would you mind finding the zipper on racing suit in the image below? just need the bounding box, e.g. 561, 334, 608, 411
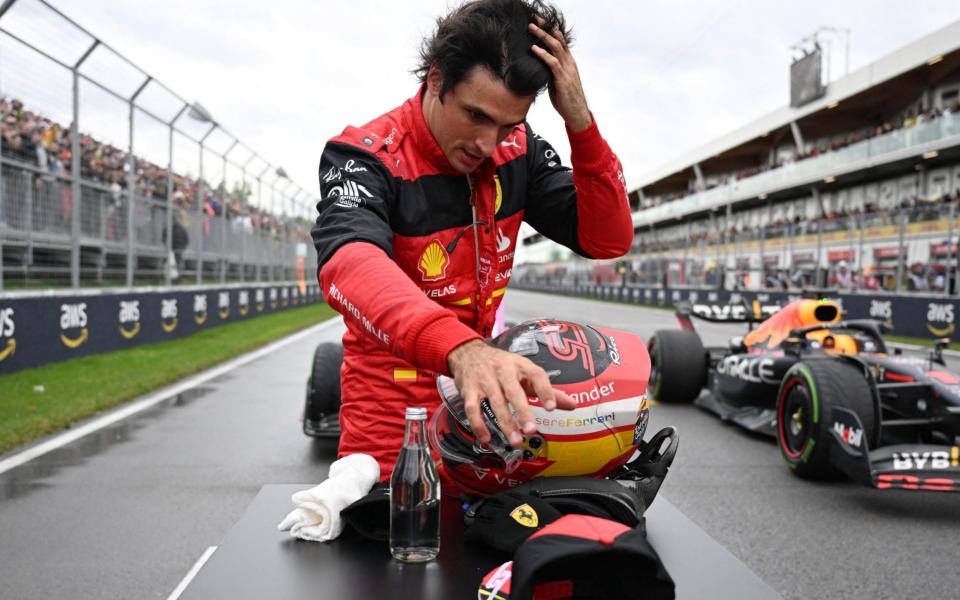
467, 175, 482, 284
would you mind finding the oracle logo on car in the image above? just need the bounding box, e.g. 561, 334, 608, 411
716, 355, 776, 383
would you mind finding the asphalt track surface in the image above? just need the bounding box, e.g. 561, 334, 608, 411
0, 289, 957, 599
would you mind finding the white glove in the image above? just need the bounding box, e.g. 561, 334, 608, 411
277, 453, 380, 542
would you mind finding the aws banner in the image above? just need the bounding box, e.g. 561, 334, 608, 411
0, 282, 322, 375
515, 282, 960, 342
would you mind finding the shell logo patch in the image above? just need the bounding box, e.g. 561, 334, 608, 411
494, 175, 503, 214
510, 504, 538, 528
418, 240, 450, 281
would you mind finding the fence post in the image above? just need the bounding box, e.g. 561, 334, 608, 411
239, 165, 246, 283
814, 194, 823, 289
947, 201, 955, 296
857, 211, 864, 290
126, 78, 150, 288
196, 142, 204, 284
220, 153, 227, 283
270, 181, 276, 282
195, 124, 216, 284
0, 127, 4, 291
66, 41, 100, 289
256, 175, 263, 282
895, 207, 906, 293
166, 104, 188, 287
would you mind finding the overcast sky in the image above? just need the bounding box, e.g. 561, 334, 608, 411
4, 0, 960, 206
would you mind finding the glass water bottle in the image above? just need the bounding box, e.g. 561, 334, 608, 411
389, 406, 441, 562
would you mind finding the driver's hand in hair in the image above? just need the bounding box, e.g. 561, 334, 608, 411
528, 19, 592, 133
447, 339, 577, 446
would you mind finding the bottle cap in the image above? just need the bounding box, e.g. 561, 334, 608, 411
406, 406, 428, 420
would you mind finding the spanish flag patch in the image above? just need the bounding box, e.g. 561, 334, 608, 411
393, 368, 417, 382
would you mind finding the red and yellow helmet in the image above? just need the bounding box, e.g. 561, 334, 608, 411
428, 319, 652, 495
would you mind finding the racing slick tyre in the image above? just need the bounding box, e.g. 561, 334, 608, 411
648, 330, 707, 403
303, 342, 343, 438
776, 359, 877, 479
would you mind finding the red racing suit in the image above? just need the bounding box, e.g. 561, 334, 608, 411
312, 87, 633, 480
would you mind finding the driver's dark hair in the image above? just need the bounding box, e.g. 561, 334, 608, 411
414, 0, 572, 99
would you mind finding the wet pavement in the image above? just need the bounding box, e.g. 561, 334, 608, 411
0, 319, 345, 600
1, 292, 959, 599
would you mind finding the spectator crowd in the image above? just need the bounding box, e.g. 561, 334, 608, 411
0, 96, 311, 244
641, 98, 960, 210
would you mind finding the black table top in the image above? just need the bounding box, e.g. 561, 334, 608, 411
180, 484, 781, 600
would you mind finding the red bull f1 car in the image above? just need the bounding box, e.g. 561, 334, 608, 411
648, 296, 960, 492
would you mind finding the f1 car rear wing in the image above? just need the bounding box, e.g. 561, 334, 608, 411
675, 290, 838, 330
828, 406, 960, 493
675, 299, 775, 331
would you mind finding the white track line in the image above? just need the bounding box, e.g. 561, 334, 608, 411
0, 318, 342, 475
166, 545, 218, 600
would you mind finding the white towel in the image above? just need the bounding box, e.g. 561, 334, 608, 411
277, 453, 380, 542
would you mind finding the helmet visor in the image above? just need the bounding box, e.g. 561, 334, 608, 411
434, 375, 524, 473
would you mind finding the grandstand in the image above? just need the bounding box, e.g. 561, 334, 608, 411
0, 0, 318, 290
519, 19, 960, 296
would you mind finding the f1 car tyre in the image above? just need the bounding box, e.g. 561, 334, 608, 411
303, 342, 343, 438
776, 359, 877, 479
648, 330, 707, 403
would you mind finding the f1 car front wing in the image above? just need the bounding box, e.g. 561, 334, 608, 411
828, 406, 960, 492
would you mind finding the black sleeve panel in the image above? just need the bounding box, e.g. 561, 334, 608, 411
521, 123, 590, 258
311, 142, 398, 272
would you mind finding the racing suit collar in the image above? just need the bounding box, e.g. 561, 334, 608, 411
408, 84, 475, 177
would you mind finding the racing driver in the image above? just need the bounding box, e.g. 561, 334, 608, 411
311, 0, 634, 479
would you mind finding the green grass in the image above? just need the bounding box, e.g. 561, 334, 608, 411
0, 303, 338, 455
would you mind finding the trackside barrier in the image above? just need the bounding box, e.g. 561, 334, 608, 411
0, 282, 322, 375
513, 282, 960, 342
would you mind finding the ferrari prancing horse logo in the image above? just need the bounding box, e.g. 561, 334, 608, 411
510, 503, 539, 528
